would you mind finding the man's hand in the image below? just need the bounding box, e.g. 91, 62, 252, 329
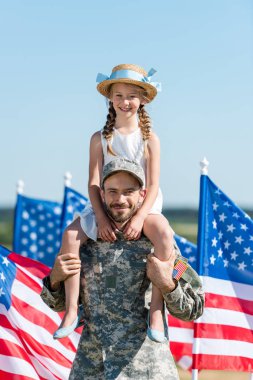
147, 253, 177, 294
50, 252, 81, 290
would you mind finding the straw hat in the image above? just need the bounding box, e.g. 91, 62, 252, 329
96, 64, 161, 102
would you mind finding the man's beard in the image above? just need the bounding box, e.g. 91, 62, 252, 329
104, 202, 139, 223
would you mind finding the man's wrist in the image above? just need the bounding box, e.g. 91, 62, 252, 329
49, 271, 61, 291
161, 279, 178, 294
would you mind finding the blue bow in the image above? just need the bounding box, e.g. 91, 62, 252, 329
96, 68, 161, 92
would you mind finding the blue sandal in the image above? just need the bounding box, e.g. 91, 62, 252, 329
53, 305, 84, 339
147, 309, 168, 343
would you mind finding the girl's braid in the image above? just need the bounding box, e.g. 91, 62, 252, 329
138, 104, 152, 156
102, 101, 117, 156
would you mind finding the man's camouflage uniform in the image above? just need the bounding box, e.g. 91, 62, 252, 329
41, 234, 204, 380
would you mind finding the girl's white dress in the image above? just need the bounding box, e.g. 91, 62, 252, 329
77, 128, 163, 240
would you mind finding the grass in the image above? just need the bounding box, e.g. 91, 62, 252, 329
178, 368, 249, 379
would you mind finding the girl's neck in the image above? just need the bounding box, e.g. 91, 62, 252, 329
114, 116, 138, 134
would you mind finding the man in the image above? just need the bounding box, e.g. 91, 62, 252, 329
41, 158, 204, 380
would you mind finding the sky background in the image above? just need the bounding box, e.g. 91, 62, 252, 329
1, 0, 252, 209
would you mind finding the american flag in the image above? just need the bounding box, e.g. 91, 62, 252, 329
13, 188, 88, 267
0, 244, 81, 379
61, 187, 88, 231
13, 194, 62, 267
193, 175, 253, 372
173, 259, 189, 281
169, 234, 197, 371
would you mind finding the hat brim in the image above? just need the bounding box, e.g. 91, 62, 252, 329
102, 168, 144, 188
97, 78, 157, 103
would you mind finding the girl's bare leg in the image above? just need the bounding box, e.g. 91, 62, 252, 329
58, 217, 87, 329
143, 214, 174, 333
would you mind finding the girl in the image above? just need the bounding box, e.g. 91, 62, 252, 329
53, 64, 175, 342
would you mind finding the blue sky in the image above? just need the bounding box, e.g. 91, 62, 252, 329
1, 0, 252, 208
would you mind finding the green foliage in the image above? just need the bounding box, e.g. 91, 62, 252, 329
0, 208, 13, 248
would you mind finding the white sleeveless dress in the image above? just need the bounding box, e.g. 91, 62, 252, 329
78, 128, 163, 240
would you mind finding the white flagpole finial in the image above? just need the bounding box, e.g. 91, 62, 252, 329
200, 157, 209, 175
16, 180, 25, 194
64, 171, 72, 187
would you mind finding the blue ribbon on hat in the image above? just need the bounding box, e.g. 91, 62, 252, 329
96, 68, 161, 92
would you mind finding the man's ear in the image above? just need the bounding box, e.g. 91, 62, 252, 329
140, 188, 147, 200
100, 188, 105, 202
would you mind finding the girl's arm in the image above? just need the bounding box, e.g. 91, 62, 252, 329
123, 132, 160, 239
89, 132, 116, 242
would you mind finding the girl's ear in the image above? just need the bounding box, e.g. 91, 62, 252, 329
140, 96, 149, 106
140, 91, 149, 105
108, 85, 114, 101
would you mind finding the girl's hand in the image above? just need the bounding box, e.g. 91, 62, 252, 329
97, 215, 117, 242
123, 213, 145, 240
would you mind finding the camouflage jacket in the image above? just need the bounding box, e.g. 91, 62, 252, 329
41, 233, 204, 380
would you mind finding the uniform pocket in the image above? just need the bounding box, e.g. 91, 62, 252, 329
122, 258, 147, 311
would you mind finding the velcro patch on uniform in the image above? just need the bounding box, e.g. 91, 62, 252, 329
172, 259, 188, 280
106, 275, 117, 289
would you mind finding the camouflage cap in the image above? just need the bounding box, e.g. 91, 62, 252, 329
102, 158, 145, 187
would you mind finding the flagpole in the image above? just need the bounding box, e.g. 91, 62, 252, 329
13, 180, 25, 252
16, 179, 25, 195
192, 157, 209, 380
64, 171, 72, 187
59, 171, 73, 240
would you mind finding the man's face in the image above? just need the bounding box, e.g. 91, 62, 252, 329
101, 172, 145, 223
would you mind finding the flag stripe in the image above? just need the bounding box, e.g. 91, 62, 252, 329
168, 315, 193, 329
12, 293, 62, 333
205, 292, 253, 315
193, 336, 253, 357
12, 280, 68, 332
169, 327, 193, 344
194, 323, 253, 342
10, 253, 50, 278
11, 294, 82, 352
196, 306, 253, 330
29, 355, 61, 380
15, 268, 43, 294
1, 336, 33, 362
24, 341, 72, 380
0, 354, 40, 379
0, 369, 40, 380
170, 342, 192, 356
0, 304, 74, 379
11, 285, 79, 352
192, 353, 253, 372
1, 321, 73, 367
202, 276, 253, 301
1, 304, 76, 362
